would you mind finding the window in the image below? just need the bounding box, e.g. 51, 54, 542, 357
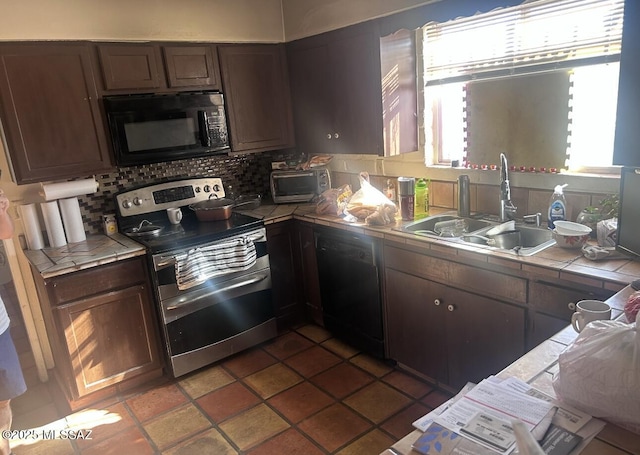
421, 0, 624, 172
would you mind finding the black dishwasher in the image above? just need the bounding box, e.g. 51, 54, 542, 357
315, 227, 384, 358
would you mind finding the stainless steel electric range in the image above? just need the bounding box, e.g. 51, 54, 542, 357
114, 178, 276, 377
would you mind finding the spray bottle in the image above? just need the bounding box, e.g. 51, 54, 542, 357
548, 184, 568, 229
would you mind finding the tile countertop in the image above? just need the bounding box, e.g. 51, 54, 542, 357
381, 286, 640, 455
240, 202, 640, 289
24, 233, 147, 279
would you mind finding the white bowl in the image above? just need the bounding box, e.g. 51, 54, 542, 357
553, 220, 592, 236
553, 230, 590, 249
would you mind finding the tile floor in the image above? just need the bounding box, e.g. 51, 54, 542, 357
7, 323, 454, 455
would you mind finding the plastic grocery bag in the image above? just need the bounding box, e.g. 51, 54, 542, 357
345, 172, 397, 225
552, 312, 640, 434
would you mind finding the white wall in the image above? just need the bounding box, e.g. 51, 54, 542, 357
281, 0, 440, 41
0, 0, 285, 42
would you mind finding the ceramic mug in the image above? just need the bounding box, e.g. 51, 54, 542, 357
571, 300, 611, 332
167, 207, 183, 225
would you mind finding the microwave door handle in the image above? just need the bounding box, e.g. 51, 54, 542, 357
197, 111, 211, 147
277, 172, 314, 178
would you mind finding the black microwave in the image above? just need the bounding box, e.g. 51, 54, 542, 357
104, 92, 229, 166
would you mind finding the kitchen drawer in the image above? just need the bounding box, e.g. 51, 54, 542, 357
384, 244, 527, 304
44, 257, 149, 306
529, 280, 615, 320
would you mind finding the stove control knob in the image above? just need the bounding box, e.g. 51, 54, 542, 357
213, 184, 221, 192
133, 197, 142, 206
122, 199, 132, 209
194, 186, 201, 193
203, 185, 211, 193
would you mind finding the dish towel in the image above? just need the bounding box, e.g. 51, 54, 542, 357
175, 236, 257, 291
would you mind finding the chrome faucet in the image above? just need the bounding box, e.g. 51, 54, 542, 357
499, 153, 517, 221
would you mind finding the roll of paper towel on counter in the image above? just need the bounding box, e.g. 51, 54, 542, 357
40, 201, 67, 248
18, 203, 45, 250
59, 197, 86, 243
40, 178, 98, 201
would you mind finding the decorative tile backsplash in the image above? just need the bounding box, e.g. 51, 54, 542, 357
78, 150, 296, 234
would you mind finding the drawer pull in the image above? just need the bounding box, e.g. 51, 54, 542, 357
568, 302, 576, 310
447, 304, 455, 312
434, 298, 441, 306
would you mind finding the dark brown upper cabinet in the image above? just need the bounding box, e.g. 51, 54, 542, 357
163, 44, 220, 89
0, 42, 113, 184
613, 0, 640, 167
287, 22, 384, 156
96, 42, 221, 93
218, 44, 295, 153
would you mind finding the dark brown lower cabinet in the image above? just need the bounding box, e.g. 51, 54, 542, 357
386, 264, 525, 391
267, 221, 305, 330
32, 256, 163, 410
296, 222, 322, 326
527, 280, 615, 350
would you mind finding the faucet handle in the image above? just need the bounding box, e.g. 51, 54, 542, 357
523, 212, 542, 227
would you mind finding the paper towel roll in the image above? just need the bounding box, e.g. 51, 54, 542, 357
40, 178, 98, 201
58, 197, 86, 243
40, 201, 66, 248
18, 203, 45, 250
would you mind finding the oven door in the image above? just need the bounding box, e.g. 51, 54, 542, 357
151, 229, 274, 376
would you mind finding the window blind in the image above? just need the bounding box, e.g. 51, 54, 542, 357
423, 0, 624, 84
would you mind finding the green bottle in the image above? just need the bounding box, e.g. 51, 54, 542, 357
415, 178, 429, 219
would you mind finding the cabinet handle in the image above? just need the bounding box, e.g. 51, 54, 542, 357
326, 133, 332, 140
434, 298, 441, 306
568, 302, 576, 310
334, 133, 340, 139
447, 304, 455, 312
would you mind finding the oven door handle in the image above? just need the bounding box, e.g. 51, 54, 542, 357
165, 272, 269, 311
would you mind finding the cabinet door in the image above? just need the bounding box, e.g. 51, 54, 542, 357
97, 43, 164, 91
218, 44, 295, 153
385, 269, 447, 383
527, 280, 614, 350
328, 31, 383, 155
163, 45, 220, 89
444, 287, 525, 390
297, 222, 322, 325
267, 221, 304, 329
287, 43, 333, 157
0, 42, 113, 184
54, 284, 161, 398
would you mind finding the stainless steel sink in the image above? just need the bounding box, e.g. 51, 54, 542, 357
399, 214, 556, 256
403, 214, 494, 235
462, 224, 556, 256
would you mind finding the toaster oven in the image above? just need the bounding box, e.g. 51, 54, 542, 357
270, 168, 331, 204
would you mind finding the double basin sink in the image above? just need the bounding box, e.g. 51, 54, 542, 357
400, 214, 556, 256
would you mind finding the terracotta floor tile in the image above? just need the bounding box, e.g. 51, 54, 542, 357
10, 437, 74, 455
382, 370, 434, 399
162, 428, 237, 455
295, 324, 332, 343
11, 382, 53, 416
421, 390, 454, 409
11, 403, 62, 431
69, 402, 136, 451
298, 403, 372, 453
143, 403, 211, 450
335, 429, 396, 455
344, 382, 413, 424
247, 428, 325, 455
267, 382, 334, 423
196, 382, 261, 423
380, 402, 432, 440
178, 365, 235, 399
350, 354, 393, 378
310, 363, 374, 399
125, 383, 188, 422
219, 403, 289, 451
321, 337, 360, 359
263, 331, 314, 360
222, 347, 278, 378
80, 426, 154, 455
284, 345, 341, 378
243, 363, 303, 399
